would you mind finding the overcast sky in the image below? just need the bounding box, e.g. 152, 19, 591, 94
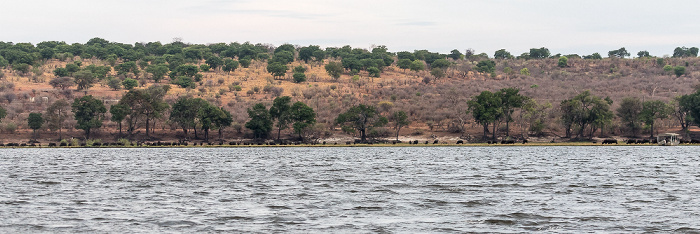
2, 0, 699, 56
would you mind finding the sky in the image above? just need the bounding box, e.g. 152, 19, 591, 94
2, 0, 699, 57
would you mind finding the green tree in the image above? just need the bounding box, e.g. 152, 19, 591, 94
266, 62, 287, 79
641, 100, 670, 138
239, 58, 251, 68
122, 78, 138, 90
468, 91, 502, 140
448, 49, 463, 60
494, 49, 513, 59
674, 66, 686, 77
608, 47, 630, 58
616, 97, 643, 137
430, 59, 451, 69
73, 70, 96, 90
246, 103, 273, 139
146, 64, 169, 83
325, 61, 343, 80
212, 106, 233, 140
293, 72, 306, 83
110, 103, 129, 136
170, 96, 207, 139
397, 59, 412, 71
222, 59, 239, 73
529, 47, 550, 59
173, 76, 195, 88
205, 56, 224, 70
409, 60, 425, 72
289, 101, 316, 141
49, 76, 74, 90
475, 60, 496, 73
117, 86, 169, 138
672, 95, 694, 137
561, 91, 613, 138
44, 99, 71, 140
28, 112, 43, 140
269, 96, 292, 140
53, 67, 69, 77
497, 88, 527, 137
390, 111, 410, 141
335, 104, 388, 142
583, 53, 603, 60
368, 67, 381, 78
72, 95, 107, 139
637, 50, 651, 57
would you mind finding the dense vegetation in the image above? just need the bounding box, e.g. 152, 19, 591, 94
1, 38, 700, 144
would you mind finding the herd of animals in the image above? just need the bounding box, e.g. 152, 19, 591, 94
2, 137, 697, 147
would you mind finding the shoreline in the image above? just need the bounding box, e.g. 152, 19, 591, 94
0, 142, 695, 148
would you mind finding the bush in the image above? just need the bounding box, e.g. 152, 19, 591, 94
293, 72, 306, 83
107, 77, 121, 90
173, 76, 195, 88
4, 122, 17, 133
199, 64, 210, 72
122, 78, 138, 90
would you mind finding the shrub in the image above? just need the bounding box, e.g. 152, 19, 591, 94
4, 122, 17, 133
293, 72, 306, 83
173, 76, 195, 88
107, 77, 121, 90
199, 64, 210, 72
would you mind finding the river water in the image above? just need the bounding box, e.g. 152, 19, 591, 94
1, 146, 699, 233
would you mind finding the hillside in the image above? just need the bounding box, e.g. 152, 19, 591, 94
0, 40, 699, 144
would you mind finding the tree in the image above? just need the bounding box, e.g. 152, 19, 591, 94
49, 76, 74, 90
108, 103, 128, 136
325, 61, 343, 80
122, 78, 138, 90
409, 60, 425, 72
608, 47, 630, 58
494, 49, 513, 59
637, 50, 651, 58
367, 67, 381, 78
640, 100, 670, 138
475, 60, 496, 73
520, 68, 530, 76
289, 101, 316, 141
266, 62, 287, 79
170, 96, 207, 139
583, 53, 603, 60
299, 45, 321, 63
293, 72, 306, 83
44, 99, 70, 140
205, 56, 224, 70
72, 95, 106, 139
118, 86, 169, 138
397, 59, 412, 71
558, 56, 568, 68
173, 76, 195, 89
430, 68, 445, 79
673, 46, 699, 58
269, 96, 292, 141
616, 97, 643, 137
468, 91, 502, 140
529, 47, 550, 59
239, 58, 251, 68
73, 70, 96, 90
497, 88, 527, 137
146, 64, 169, 83
212, 106, 233, 140
336, 104, 387, 142
674, 66, 686, 77
222, 59, 239, 73
561, 91, 613, 138
448, 49, 463, 60
390, 111, 410, 141
672, 95, 694, 138
430, 59, 451, 69
246, 103, 273, 139
28, 113, 43, 140
53, 67, 69, 77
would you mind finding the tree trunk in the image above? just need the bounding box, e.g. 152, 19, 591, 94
505, 120, 510, 137
360, 129, 366, 142
146, 118, 150, 138
395, 126, 401, 141
492, 122, 497, 142
204, 129, 209, 142
650, 123, 654, 138
482, 124, 489, 139
277, 127, 282, 141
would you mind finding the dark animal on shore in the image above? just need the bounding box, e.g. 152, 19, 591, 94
48, 143, 57, 147
626, 139, 636, 144
602, 139, 617, 144
522, 139, 528, 144
413, 140, 419, 144
433, 140, 439, 144
456, 140, 464, 144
